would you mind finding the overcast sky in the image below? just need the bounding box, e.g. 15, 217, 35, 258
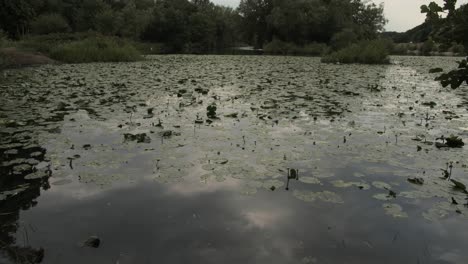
211, 0, 468, 32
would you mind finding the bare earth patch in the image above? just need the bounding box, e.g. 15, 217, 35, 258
1, 47, 55, 67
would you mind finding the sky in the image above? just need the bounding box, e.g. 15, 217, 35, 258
211, 0, 468, 32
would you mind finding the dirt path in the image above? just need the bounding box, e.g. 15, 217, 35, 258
1, 47, 55, 68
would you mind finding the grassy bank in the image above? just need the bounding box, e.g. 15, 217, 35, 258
263, 40, 327, 56
50, 37, 142, 63
0, 33, 144, 67
322, 39, 391, 64
19, 33, 142, 63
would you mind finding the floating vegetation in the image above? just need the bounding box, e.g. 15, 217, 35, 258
423, 202, 452, 222
1, 55, 468, 262
429, 68, 444, 73
293, 190, 344, 204
372, 181, 392, 190
124, 133, 151, 143
206, 103, 217, 119
407, 177, 424, 185
299, 177, 322, 185
451, 179, 467, 194
382, 203, 408, 218
445, 135, 465, 148
373, 193, 395, 201
331, 180, 370, 190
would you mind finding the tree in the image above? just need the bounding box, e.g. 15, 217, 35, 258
75, 0, 109, 32
238, 0, 273, 49
31, 13, 70, 35
421, 1, 468, 88
96, 9, 121, 35
0, 0, 35, 38
119, 2, 152, 39
330, 29, 358, 50
436, 58, 468, 88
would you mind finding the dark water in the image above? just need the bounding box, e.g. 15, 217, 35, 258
1, 55, 467, 264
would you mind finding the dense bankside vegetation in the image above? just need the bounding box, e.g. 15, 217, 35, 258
385, 0, 467, 57
49, 37, 142, 63
0, 0, 389, 63
321, 39, 391, 64
0, 0, 466, 65
415, 0, 468, 89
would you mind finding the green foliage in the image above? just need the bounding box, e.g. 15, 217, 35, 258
321, 39, 390, 64
49, 37, 142, 63
0, 51, 8, 70
419, 2, 468, 88
31, 13, 70, 35
0, 30, 10, 69
421, 2, 443, 21
143, 0, 239, 53
0, 0, 35, 38
421, 38, 436, 55
436, 57, 468, 89
95, 9, 120, 35
0, 0, 389, 55
239, 0, 386, 48
264, 40, 298, 55
18, 32, 98, 54
302, 42, 328, 56
392, 44, 408, 55
450, 43, 465, 54
264, 39, 326, 56
132, 42, 166, 55
330, 29, 358, 51
0, 29, 8, 48
118, 3, 152, 39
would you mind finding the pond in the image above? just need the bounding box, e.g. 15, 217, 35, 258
1, 55, 468, 264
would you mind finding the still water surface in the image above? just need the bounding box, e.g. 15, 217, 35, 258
1, 55, 467, 264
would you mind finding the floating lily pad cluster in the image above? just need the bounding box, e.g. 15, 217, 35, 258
1, 55, 468, 231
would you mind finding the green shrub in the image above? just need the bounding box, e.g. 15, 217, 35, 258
132, 41, 166, 54
321, 39, 390, 64
330, 29, 358, 50
0, 30, 9, 69
31, 13, 71, 35
302, 42, 327, 56
264, 39, 326, 56
407, 43, 418, 51
264, 39, 298, 55
438, 42, 451, 52
18, 32, 99, 54
0, 52, 8, 69
49, 37, 142, 63
0, 29, 7, 48
420, 38, 435, 55
450, 43, 465, 55
95, 9, 121, 35
393, 43, 408, 55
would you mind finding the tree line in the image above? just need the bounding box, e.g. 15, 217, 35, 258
0, 0, 386, 53
420, 0, 467, 89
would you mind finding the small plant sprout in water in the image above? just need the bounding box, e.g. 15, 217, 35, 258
144, 108, 154, 119
441, 162, 454, 180
195, 113, 204, 124
206, 103, 217, 119
155, 118, 163, 127
286, 168, 299, 191
124, 105, 137, 125
436, 135, 464, 148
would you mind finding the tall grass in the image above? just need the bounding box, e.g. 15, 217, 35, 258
16, 33, 142, 63
0, 30, 10, 69
264, 40, 327, 56
50, 37, 142, 63
321, 39, 390, 64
